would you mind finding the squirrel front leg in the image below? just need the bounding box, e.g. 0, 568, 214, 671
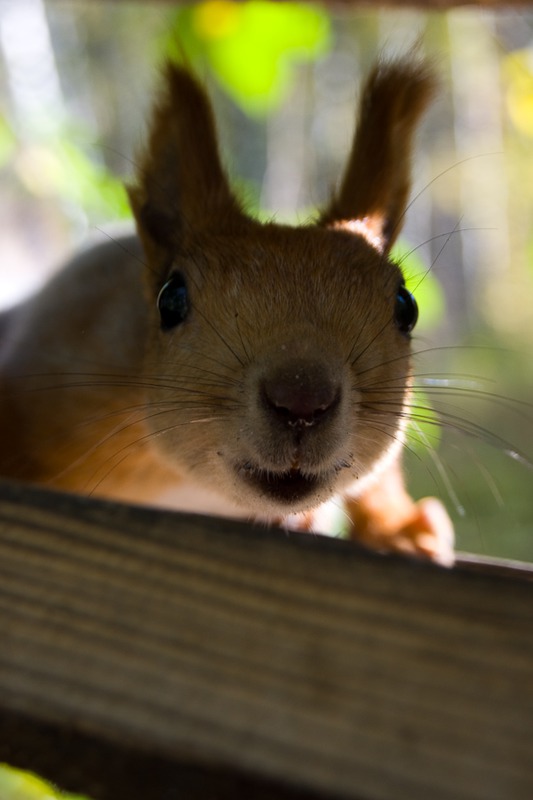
343, 462, 455, 566
283, 462, 454, 567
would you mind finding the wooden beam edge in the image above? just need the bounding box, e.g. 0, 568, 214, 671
1, 480, 532, 800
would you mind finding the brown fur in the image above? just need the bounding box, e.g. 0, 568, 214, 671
0, 55, 453, 564
320, 58, 436, 250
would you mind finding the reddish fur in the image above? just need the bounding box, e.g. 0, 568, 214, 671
320, 57, 436, 250
0, 55, 453, 565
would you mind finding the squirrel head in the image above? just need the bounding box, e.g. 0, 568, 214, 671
127, 56, 435, 515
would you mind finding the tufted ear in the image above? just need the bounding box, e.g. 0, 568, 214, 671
128, 63, 248, 268
319, 57, 436, 255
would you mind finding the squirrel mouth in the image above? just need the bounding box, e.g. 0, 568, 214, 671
237, 462, 323, 505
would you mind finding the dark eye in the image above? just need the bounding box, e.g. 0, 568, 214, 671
157, 272, 189, 331
394, 284, 418, 335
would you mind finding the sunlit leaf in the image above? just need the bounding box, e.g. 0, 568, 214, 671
0, 764, 89, 800
14, 138, 131, 222
168, 1, 331, 114
503, 48, 533, 137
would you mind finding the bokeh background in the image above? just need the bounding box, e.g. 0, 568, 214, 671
1, 4, 533, 796
1, 1, 533, 561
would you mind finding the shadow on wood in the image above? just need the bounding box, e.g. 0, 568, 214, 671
0, 479, 532, 800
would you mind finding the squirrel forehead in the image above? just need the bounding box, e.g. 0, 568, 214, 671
160, 226, 406, 345
172, 225, 402, 289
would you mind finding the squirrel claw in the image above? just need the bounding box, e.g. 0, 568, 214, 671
391, 497, 455, 567
284, 495, 455, 567
354, 496, 455, 567
419, 497, 456, 565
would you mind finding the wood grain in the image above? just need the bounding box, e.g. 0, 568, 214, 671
0, 479, 532, 800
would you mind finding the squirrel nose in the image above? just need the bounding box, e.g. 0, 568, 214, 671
261, 362, 340, 429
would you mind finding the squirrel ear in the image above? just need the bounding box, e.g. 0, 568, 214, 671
128, 63, 247, 260
319, 57, 436, 255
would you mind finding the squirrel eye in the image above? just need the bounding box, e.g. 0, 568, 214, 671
157, 272, 189, 330
394, 284, 418, 335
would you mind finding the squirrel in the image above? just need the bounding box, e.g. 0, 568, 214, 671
0, 55, 454, 565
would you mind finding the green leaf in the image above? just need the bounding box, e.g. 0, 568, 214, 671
0, 764, 89, 800
14, 138, 131, 223
503, 49, 533, 137
168, 1, 331, 115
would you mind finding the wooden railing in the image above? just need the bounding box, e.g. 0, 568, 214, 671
1, 479, 532, 800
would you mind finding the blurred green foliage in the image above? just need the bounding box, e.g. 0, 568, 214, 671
503, 48, 533, 137
392, 242, 446, 333
163, 1, 331, 114
0, 115, 16, 167
0, 765, 88, 800
502, 49, 533, 282
15, 137, 130, 222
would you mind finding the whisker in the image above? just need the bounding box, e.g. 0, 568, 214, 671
409, 420, 465, 516
348, 302, 397, 369
191, 305, 245, 368
412, 217, 463, 292
395, 227, 491, 273
392, 151, 501, 240
87, 412, 228, 494
94, 227, 147, 269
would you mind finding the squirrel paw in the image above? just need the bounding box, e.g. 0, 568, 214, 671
280, 495, 455, 567
347, 496, 455, 567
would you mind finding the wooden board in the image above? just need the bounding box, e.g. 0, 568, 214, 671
0, 479, 532, 800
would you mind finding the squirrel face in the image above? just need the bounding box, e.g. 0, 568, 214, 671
128, 58, 433, 517
141, 223, 413, 515
0, 55, 455, 562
